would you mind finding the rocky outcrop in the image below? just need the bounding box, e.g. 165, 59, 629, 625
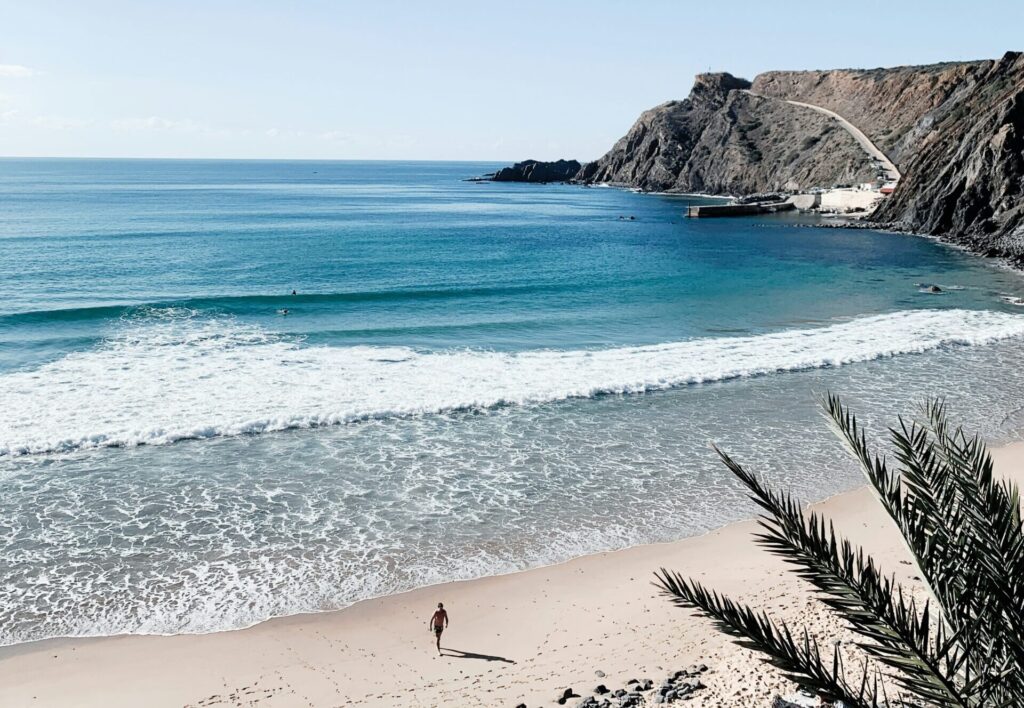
576, 72, 875, 194
575, 73, 751, 190
490, 159, 582, 183
871, 52, 1024, 262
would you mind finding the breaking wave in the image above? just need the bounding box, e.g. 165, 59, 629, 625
3, 307, 1024, 457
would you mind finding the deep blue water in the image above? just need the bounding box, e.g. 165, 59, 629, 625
5, 158, 1022, 370
3, 158, 1024, 646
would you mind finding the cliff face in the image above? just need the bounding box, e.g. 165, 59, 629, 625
872, 52, 1024, 261
576, 73, 750, 190
751, 61, 989, 167
575, 54, 1024, 262
577, 73, 875, 194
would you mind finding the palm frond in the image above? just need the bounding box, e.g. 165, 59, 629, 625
655, 394, 1024, 706
825, 394, 1024, 701
713, 444, 966, 706
654, 569, 884, 708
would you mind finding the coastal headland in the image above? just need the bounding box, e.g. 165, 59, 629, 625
488, 52, 1024, 267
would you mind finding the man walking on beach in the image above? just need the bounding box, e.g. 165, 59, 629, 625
428, 602, 448, 655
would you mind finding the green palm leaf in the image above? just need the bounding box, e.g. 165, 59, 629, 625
655, 394, 1024, 706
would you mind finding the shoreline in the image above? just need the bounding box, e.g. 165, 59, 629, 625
4, 441, 1022, 707
550, 179, 1024, 273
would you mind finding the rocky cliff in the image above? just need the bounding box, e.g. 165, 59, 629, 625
751, 61, 989, 168
870, 52, 1024, 262
576, 73, 875, 194
575, 54, 1024, 262
490, 54, 1024, 263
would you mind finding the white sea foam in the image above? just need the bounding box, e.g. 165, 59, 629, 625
3, 308, 1024, 457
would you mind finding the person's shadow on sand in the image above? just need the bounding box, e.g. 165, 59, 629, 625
440, 648, 516, 664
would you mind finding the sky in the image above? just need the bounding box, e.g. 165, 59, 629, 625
1, 0, 1022, 161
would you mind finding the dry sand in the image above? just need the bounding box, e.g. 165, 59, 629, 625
3, 442, 1022, 708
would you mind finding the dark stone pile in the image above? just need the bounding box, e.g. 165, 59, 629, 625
515, 664, 708, 708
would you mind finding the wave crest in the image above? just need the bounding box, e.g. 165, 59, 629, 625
3, 308, 1024, 457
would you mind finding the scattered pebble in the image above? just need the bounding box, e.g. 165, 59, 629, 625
553, 664, 710, 707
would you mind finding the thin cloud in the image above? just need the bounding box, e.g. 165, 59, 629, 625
0, 106, 89, 129
319, 130, 355, 144
265, 127, 309, 139
32, 114, 91, 130
110, 116, 212, 133
0, 64, 36, 78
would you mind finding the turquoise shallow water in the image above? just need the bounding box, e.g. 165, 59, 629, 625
3, 158, 1024, 645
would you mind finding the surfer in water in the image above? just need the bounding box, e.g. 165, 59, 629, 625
428, 602, 448, 655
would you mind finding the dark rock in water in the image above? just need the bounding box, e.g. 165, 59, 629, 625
490, 159, 583, 183
927, 284, 943, 293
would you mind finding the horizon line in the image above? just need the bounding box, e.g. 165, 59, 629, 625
0, 155, 523, 163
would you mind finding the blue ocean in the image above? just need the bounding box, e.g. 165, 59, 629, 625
3, 158, 1024, 646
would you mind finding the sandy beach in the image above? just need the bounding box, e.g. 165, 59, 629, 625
0, 441, 1018, 707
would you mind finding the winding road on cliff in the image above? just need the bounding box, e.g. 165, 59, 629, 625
744, 90, 901, 182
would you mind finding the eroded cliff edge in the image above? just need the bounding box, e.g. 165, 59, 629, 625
752, 53, 1024, 262
575, 72, 876, 194
869, 53, 1024, 261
